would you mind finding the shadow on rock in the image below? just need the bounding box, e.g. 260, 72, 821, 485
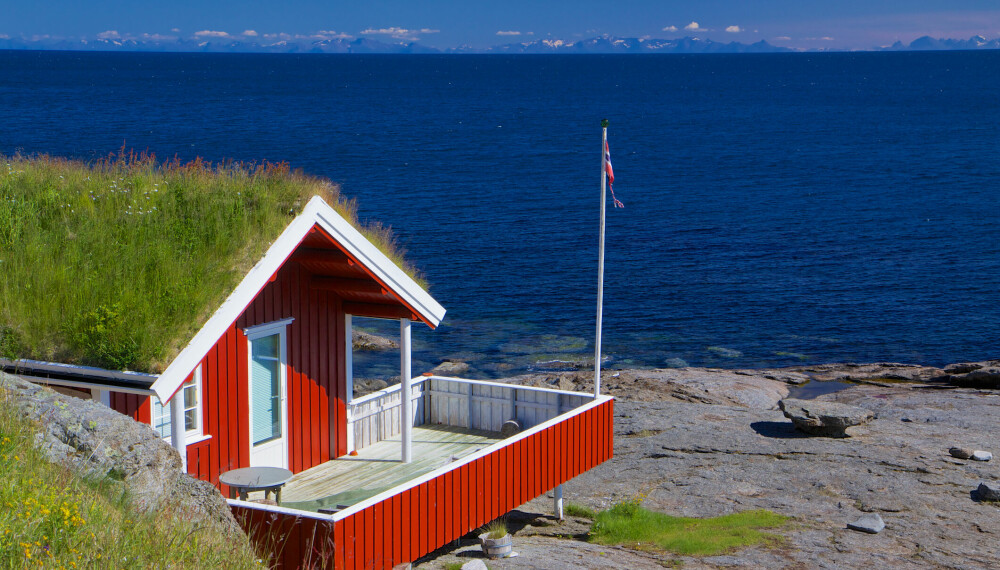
750, 420, 810, 439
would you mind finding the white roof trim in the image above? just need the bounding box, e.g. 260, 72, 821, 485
150, 196, 445, 403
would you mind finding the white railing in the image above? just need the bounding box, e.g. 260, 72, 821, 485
345, 379, 426, 453
345, 375, 593, 453
424, 376, 592, 432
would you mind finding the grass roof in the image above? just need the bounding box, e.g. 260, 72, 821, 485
0, 152, 422, 373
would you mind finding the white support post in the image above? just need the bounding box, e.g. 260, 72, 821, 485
554, 484, 564, 520
91, 388, 111, 407
169, 393, 187, 472
509, 387, 517, 422
400, 318, 412, 464
345, 314, 354, 404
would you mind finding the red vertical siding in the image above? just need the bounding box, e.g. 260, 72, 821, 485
110, 259, 346, 489
232, 398, 615, 569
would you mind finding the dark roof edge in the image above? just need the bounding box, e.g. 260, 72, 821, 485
0, 358, 157, 394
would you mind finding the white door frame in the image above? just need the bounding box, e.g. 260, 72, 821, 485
245, 318, 293, 468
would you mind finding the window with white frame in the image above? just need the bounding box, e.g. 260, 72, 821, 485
152, 365, 203, 442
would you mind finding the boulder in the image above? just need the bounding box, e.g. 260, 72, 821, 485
949, 447, 974, 459
944, 360, 1000, 388
352, 330, 398, 351
971, 451, 993, 462
847, 513, 885, 534
778, 398, 874, 438
0, 373, 244, 540
352, 377, 389, 398
428, 360, 471, 377
977, 482, 1000, 502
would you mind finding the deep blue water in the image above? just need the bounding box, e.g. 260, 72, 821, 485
2, 50, 999, 378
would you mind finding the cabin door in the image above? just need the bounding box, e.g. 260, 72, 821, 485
248, 328, 289, 468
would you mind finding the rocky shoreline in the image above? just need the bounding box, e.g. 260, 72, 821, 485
418, 360, 1000, 569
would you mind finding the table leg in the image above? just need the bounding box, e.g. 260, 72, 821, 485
276, 487, 282, 506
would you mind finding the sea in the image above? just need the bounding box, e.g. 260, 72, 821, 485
2, 50, 999, 379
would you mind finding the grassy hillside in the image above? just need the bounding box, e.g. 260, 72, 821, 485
0, 387, 264, 568
0, 152, 420, 373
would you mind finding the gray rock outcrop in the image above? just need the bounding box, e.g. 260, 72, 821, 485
778, 398, 874, 437
422, 364, 1000, 569
429, 360, 471, 376
943, 360, 1000, 388
0, 372, 244, 540
351, 330, 398, 351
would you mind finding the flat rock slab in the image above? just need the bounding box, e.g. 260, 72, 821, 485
848, 513, 886, 534
419, 368, 1000, 569
971, 450, 992, 461
779, 398, 874, 437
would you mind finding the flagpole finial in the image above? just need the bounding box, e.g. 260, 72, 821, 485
601, 119, 609, 128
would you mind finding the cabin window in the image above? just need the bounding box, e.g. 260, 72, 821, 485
151, 365, 203, 442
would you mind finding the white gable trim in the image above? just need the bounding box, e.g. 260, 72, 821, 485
149, 196, 445, 403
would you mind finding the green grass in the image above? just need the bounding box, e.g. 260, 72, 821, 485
564, 502, 598, 519
590, 500, 789, 556
0, 152, 422, 372
482, 518, 508, 539
0, 387, 266, 569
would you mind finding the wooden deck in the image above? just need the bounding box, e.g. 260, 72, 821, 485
278, 424, 501, 513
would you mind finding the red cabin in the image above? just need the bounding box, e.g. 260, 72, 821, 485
5, 196, 614, 568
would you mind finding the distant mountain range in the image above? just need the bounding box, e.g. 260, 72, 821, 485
1, 34, 999, 55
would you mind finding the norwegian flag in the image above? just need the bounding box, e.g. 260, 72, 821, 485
604, 139, 624, 208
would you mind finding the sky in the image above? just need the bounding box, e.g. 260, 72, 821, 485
4, 1, 1000, 50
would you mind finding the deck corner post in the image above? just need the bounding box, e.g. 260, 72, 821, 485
345, 313, 354, 404
169, 393, 187, 472
400, 317, 412, 463
91, 388, 111, 407
554, 484, 564, 520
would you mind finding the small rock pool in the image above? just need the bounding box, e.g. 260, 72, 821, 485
786, 380, 855, 400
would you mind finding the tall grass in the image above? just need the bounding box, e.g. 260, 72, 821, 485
0, 386, 266, 568
0, 152, 422, 372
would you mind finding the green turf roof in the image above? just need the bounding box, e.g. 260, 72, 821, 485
0, 153, 422, 373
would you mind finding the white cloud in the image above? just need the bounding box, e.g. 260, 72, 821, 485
684, 22, 705, 31
242, 29, 258, 37
775, 36, 792, 40
171, 28, 180, 33
141, 33, 177, 41
313, 30, 352, 39
662, 25, 678, 32
726, 25, 742, 33
361, 27, 440, 41
496, 30, 521, 36
97, 30, 120, 39
194, 30, 230, 38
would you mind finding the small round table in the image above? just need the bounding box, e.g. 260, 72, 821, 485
219, 467, 294, 505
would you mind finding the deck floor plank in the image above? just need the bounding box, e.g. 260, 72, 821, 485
278, 424, 501, 511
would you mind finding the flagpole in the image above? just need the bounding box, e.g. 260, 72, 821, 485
595, 119, 608, 399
